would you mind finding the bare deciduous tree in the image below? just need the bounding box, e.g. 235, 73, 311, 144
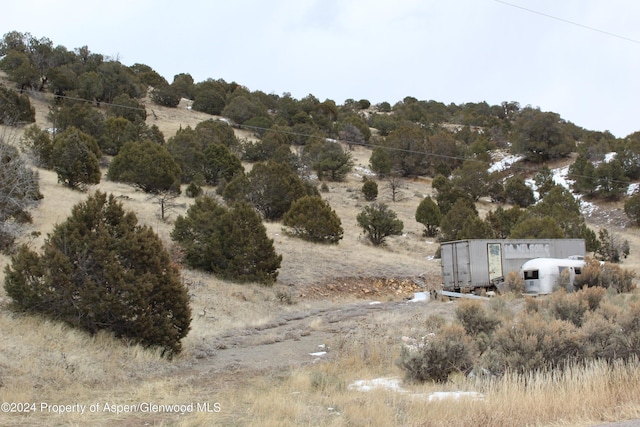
149, 190, 181, 221
0, 134, 42, 251
339, 123, 364, 151
386, 171, 404, 202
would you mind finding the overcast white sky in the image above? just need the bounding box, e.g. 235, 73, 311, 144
3, 0, 640, 137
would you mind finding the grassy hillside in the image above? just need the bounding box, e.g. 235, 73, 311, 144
1, 82, 640, 426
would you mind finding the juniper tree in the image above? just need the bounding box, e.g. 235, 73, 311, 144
625, 193, 640, 226
415, 196, 441, 237
202, 142, 243, 185
51, 127, 101, 189
0, 86, 36, 124
362, 179, 378, 201
172, 196, 282, 284
244, 160, 315, 221
107, 140, 181, 194
282, 196, 343, 244
356, 203, 403, 246
4, 191, 191, 355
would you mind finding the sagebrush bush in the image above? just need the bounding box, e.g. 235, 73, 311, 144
400, 266, 640, 382
577, 286, 607, 311
574, 258, 635, 293
398, 323, 474, 383
503, 270, 525, 294
580, 299, 640, 362
548, 289, 589, 327
601, 263, 636, 293
615, 300, 640, 360
581, 310, 626, 362
524, 296, 541, 314
490, 312, 583, 375
455, 300, 501, 337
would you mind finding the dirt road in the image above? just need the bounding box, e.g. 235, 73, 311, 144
184, 296, 434, 375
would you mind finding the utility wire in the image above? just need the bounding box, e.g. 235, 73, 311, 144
19, 88, 635, 188
238, 123, 634, 188
19, 88, 147, 112
493, 0, 640, 45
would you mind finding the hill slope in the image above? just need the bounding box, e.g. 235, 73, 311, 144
1, 84, 639, 426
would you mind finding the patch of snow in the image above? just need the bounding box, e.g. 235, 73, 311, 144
426, 255, 436, 261
628, 183, 639, 196
353, 166, 375, 177
427, 391, 484, 402
580, 200, 598, 217
309, 351, 327, 357
488, 154, 523, 173
348, 377, 484, 402
526, 164, 575, 202
552, 165, 574, 189
348, 377, 406, 393
369, 301, 382, 305
544, 165, 605, 218
410, 292, 429, 302
525, 178, 540, 200
44, 127, 59, 135
604, 152, 617, 163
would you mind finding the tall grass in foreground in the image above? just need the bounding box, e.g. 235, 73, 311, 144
216, 349, 640, 427
4, 309, 640, 426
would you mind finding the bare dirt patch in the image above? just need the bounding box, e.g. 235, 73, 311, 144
186, 298, 430, 374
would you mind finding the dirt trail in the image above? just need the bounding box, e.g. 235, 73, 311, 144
183, 297, 433, 375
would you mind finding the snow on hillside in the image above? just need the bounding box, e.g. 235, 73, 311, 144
488, 152, 523, 173
488, 151, 639, 224
487, 153, 600, 219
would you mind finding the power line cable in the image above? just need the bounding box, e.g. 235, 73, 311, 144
19, 88, 147, 112
493, 0, 640, 45
19, 88, 635, 188
238, 123, 633, 188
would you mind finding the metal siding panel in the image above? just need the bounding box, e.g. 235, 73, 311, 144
455, 241, 471, 287
469, 240, 491, 287
440, 243, 454, 288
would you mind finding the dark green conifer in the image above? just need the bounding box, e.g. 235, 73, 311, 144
4, 191, 191, 355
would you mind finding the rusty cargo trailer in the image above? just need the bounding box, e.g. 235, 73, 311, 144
440, 239, 585, 293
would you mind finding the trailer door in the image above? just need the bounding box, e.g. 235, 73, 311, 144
455, 241, 470, 287
487, 242, 503, 282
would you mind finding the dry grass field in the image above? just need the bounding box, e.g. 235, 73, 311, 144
1, 87, 640, 426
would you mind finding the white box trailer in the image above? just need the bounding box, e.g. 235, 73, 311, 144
440, 239, 585, 293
